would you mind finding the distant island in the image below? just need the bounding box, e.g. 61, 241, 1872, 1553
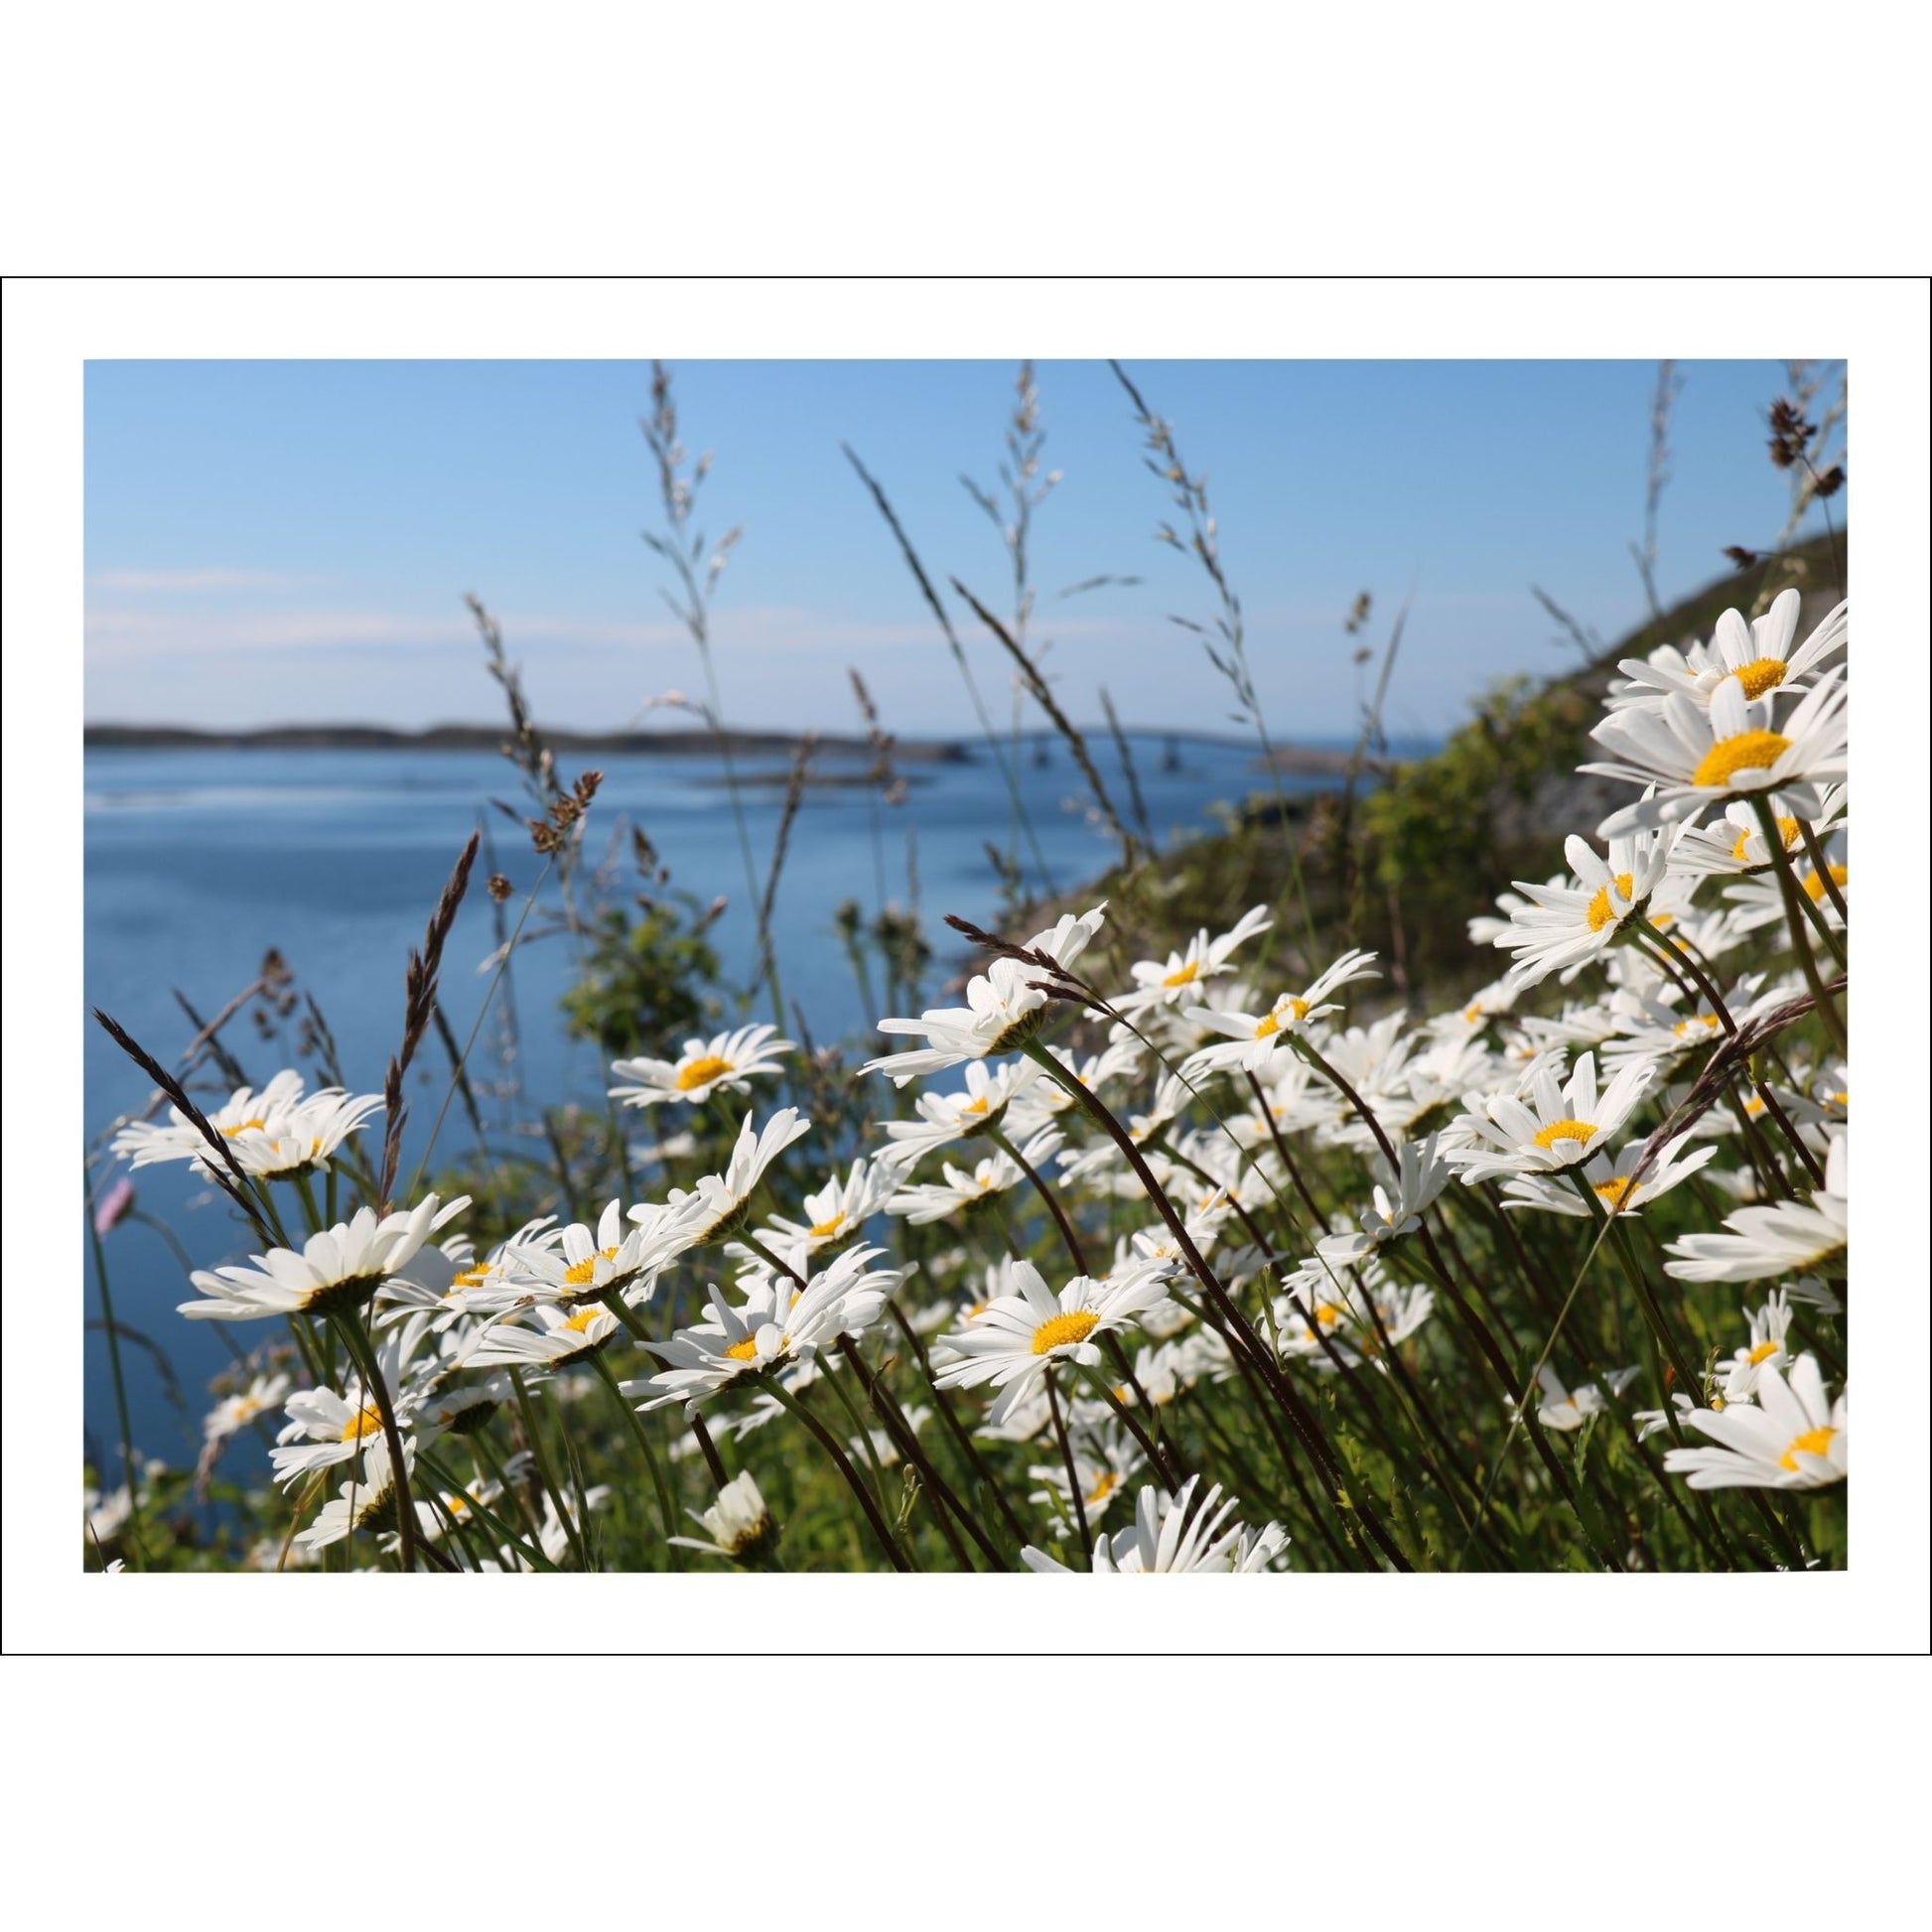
82, 723, 970, 761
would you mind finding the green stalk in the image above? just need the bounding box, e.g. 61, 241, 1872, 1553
762, 1375, 911, 1572
1045, 1367, 1094, 1567
988, 1124, 1089, 1276
417, 1447, 559, 1572
1751, 797, 1848, 1045
589, 1349, 683, 1567
333, 1313, 419, 1574
507, 1366, 589, 1571
84, 1171, 144, 1569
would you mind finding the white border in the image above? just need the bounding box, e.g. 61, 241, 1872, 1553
7, 277, 1927, 1658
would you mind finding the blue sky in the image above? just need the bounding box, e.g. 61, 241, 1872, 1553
83, 358, 1840, 741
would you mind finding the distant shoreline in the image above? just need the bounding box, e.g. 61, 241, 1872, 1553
82, 723, 1421, 774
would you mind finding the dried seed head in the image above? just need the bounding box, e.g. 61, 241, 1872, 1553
486, 873, 513, 902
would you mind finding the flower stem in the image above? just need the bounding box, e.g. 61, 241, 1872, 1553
1045, 1367, 1094, 1567
763, 1376, 911, 1572
589, 1347, 683, 1566
507, 1366, 589, 1570
84, 1169, 144, 1569
333, 1313, 418, 1574
988, 1124, 1088, 1275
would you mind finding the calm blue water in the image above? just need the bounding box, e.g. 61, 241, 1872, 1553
82, 735, 1396, 1478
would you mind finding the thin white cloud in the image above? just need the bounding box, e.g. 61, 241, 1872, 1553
87, 567, 307, 593
81, 600, 1123, 664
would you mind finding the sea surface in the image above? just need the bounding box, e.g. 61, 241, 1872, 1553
81, 734, 1410, 1484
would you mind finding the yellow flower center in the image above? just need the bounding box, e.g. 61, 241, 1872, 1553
1803, 864, 1849, 902
339, 1404, 383, 1443
961, 1095, 991, 1116
1742, 1094, 1767, 1118
563, 1245, 621, 1287
1586, 872, 1637, 933
1691, 728, 1791, 790
1032, 1309, 1101, 1355
1593, 1176, 1636, 1208
725, 1333, 786, 1362
1533, 1118, 1599, 1151
1731, 815, 1801, 862
221, 1117, 267, 1138
1730, 656, 1789, 701
452, 1265, 491, 1290
1463, 1003, 1484, 1023
1310, 1302, 1345, 1329
1163, 959, 1202, 987
675, 1054, 734, 1091
1829, 1089, 1849, 1111
808, 1211, 847, 1240
1086, 1470, 1121, 1505
563, 1306, 606, 1335
1779, 1426, 1837, 1472
1747, 1339, 1781, 1365
1673, 1014, 1721, 1037
1253, 1013, 1280, 1039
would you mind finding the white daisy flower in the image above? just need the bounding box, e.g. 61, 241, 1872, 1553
1272, 1256, 1434, 1369
631, 1243, 900, 1415
667, 1469, 779, 1564
746, 1155, 902, 1258
1664, 1136, 1848, 1284
111, 1068, 307, 1172
1180, 948, 1380, 1078
202, 1371, 291, 1446
1719, 1289, 1801, 1404
1491, 824, 1684, 990
1723, 848, 1848, 935
1027, 1422, 1147, 1525
1598, 975, 1775, 1075
1607, 591, 1847, 708
931, 1258, 1173, 1426
1498, 1129, 1717, 1219
645, 1107, 812, 1250
875, 1057, 1042, 1167
610, 1024, 793, 1110
1447, 1050, 1655, 1186
1667, 787, 1847, 879
179, 1194, 469, 1322
270, 1334, 418, 1485
1584, 667, 1848, 835
296, 1437, 414, 1554
1112, 904, 1273, 1013
503, 1198, 665, 1307
1632, 1390, 1709, 1443
1662, 1353, 1846, 1490
885, 1127, 1063, 1224
863, 903, 1107, 1086
1529, 1363, 1641, 1432
459, 1302, 622, 1375
1313, 1134, 1449, 1263
1022, 1475, 1288, 1573
226, 1088, 389, 1180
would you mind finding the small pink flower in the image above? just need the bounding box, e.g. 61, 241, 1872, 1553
93, 1175, 137, 1237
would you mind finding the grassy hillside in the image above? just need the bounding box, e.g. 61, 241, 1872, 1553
1052, 530, 1846, 1004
